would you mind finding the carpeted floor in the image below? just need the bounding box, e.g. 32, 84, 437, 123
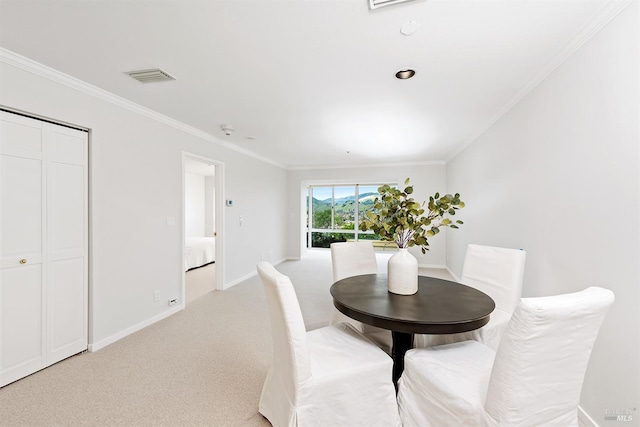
0, 250, 452, 427
185, 262, 216, 305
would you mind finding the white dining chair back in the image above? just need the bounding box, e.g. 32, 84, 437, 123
461, 244, 526, 315
397, 286, 615, 427
330, 240, 378, 283
416, 243, 526, 350
257, 262, 401, 427
257, 261, 311, 398
485, 286, 614, 426
329, 241, 393, 353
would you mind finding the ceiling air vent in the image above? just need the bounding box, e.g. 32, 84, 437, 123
369, 0, 418, 9
125, 68, 176, 83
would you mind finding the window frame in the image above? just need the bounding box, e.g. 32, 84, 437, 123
306, 182, 395, 249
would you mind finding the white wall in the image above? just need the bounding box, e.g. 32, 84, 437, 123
446, 3, 639, 423
204, 175, 215, 237
185, 172, 205, 237
0, 55, 288, 348
226, 159, 288, 271
287, 164, 452, 266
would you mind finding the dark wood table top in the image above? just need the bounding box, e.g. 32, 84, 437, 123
330, 274, 495, 334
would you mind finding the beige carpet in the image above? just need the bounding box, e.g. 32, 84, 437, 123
185, 262, 216, 305
0, 251, 452, 427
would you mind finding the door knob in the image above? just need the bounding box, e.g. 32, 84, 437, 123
19, 259, 27, 264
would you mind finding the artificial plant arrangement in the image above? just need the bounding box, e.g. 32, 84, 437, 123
359, 178, 465, 253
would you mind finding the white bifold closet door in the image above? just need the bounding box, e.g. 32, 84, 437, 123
0, 111, 88, 388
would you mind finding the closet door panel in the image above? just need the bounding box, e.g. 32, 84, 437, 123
49, 127, 85, 165
48, 258, 85, 364
0, 264, 44, 387
49, 162, 84, 258
0, 155, 43, 267
0, 115, 42, 157
46, 125, 87, 365
0, 113, 46, 387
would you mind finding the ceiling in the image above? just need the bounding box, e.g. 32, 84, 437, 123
0, 0, 627, 168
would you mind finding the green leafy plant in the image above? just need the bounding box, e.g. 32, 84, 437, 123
358, 178, 465, 254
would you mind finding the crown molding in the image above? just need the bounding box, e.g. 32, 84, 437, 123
288, 160, 446, 171
0, 47, 286, 169
446, 0, 634, 163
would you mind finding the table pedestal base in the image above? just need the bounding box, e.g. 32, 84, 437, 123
391, 331, 414, 390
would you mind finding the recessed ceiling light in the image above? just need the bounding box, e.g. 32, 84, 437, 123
395, 69, 416, 79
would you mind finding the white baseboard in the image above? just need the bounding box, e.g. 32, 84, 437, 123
578, 405, 600, 427
222, 271, 256, 290
418, 263, 447, 270
223, 258, 293, 290
88, 304, 184, 352
446, 266, 460, 282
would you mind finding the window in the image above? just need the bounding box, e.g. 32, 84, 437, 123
306, 183, 393, 248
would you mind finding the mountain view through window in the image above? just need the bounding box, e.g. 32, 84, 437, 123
306, 183, 394, 248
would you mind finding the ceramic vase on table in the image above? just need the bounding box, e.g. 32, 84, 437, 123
387, 248, 418, 295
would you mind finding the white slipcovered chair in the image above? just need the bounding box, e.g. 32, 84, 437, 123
330, 241, 393, 353
397, 286, 614, 427
415, 244, 526, 350
257, 261, 401, 427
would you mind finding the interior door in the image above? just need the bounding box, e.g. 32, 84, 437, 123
0, 111, 88, 387
46, 124, 88, 366
0, 113, 46, 386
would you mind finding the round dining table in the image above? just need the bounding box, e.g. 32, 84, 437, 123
330, 273, 495, 387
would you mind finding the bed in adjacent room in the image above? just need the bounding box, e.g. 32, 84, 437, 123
185, 237, 215, 271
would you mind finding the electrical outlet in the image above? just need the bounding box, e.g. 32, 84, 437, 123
154, 290, 160, 302
168, 298, 178, 306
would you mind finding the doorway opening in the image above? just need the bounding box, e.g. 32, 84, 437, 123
182, 153, 224, 305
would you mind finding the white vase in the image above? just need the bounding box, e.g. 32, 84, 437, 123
387, 248, 418, 295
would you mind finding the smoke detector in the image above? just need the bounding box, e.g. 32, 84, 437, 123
400, 21, 421, 36
221, 124, 235, 136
